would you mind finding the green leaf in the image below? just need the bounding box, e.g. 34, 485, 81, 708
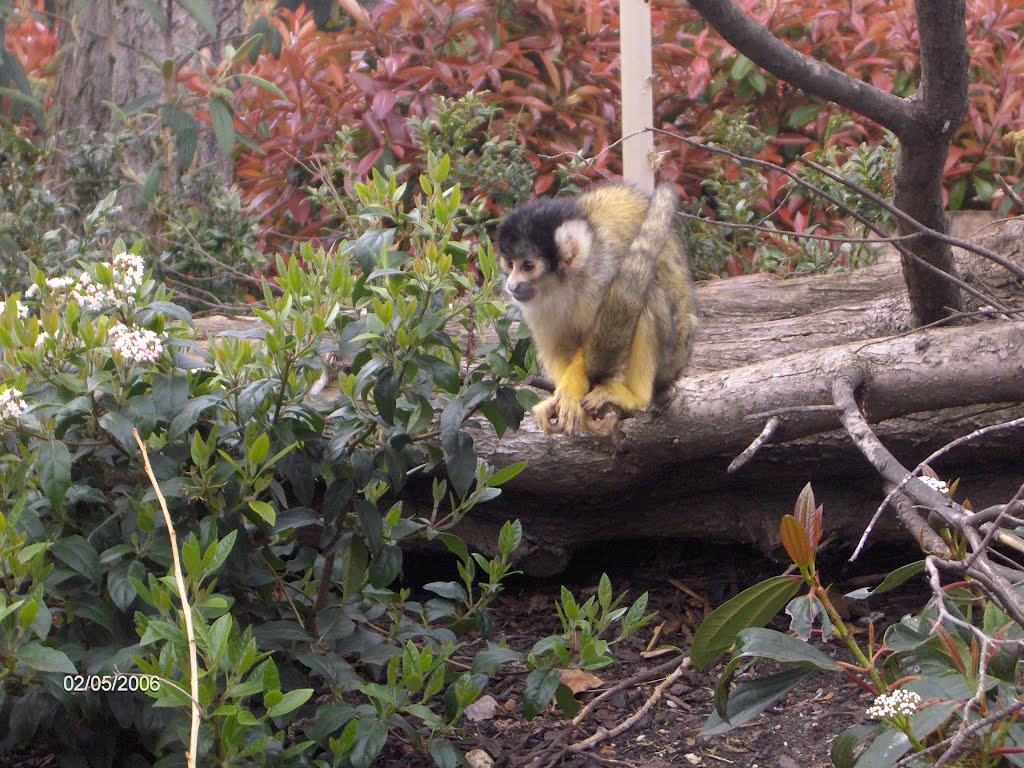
427, 738, 463, 768
206, 530, 237, 575
471, 643, 524, 676
355, 499, 383, 553
37, 440, 72, 511
51, 535, 101, 584
208, 613, 232, 670
372, 367, 399, 425
700, 667, 814, 736
107, 560, 144, 610
732, 628, 841, 670
350, 718, 388, 768
139, 164, 164, 207
497, 519, 522, 556
845, 561, 925, 600
730, 54, 754, 81
247, 431, 270, 465
176, 0, 217, 37
690, 575, 803, 668
554, 682, 581, 718
831, 725, 875, 768
18, 642, 77, 674
247, 500, 276, 527
424, 581, 467, 601
787, 103, 822, 129
266, 687, 314, 717
490, 462, 527, 487
437, 532, 469, 561
368, 544, 402, 588
523, 668, 561, 719
208, 96, 235, 155
413, 354, 461, 394
342, 536, 369, 600
234, 73, 288, 101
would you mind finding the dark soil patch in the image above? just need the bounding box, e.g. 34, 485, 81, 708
1, 542, 927, 768
421, 540, 929, 768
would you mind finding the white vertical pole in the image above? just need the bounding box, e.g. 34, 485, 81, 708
620, 0, 655, 193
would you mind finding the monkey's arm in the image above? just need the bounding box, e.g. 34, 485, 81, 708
582, 314, 658, 416
533, 347, 590, 436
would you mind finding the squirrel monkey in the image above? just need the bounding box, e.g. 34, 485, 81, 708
498, 184, 697, 436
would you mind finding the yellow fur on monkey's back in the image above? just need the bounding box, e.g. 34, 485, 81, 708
577, 185, 652, 252
578, 183, 696, 393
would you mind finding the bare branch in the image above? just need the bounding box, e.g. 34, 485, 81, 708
798, 157, 1024, 283
679, 0, 912, 133
728, 416, 780, 474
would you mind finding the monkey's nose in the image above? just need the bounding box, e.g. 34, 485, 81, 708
509, 283, 535, 302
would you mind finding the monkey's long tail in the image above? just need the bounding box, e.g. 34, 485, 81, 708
584, 185, 679, 380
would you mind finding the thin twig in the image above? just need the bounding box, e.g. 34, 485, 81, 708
645, 127, 1020, 311
798, 157, 1024, 283
851, 415, 1024, 561
994, 173, 1024, 213
132, 428, 199, 768
566, 658, 689, 754
571, 654, 688, 727
728, 416, 780, 473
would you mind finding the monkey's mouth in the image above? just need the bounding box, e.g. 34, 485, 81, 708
507, 284, 535, 302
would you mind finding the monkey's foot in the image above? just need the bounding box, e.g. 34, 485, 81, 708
532, 395, 589, 436
582, 384, 644, 417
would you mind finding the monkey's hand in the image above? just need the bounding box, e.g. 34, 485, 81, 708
532, 395, 589, 437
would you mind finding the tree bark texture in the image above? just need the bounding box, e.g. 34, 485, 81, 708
681, 0, 969, 323
49, 0, 245, 179
451, 218, 1024, 575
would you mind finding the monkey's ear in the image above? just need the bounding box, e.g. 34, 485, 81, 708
554, 219, 593, 269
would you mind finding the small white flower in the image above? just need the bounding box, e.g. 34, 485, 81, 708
71, 254, 147, 311
0, 387, 28, 420
45, 276, 76, 292
24, 284, 39, 299
866, 689, 922, 720
0, 299, 29, 318
35, 331, 51, 348
112, 252, 146, 293
109, 323, 164, 363
919, 476, 950, 495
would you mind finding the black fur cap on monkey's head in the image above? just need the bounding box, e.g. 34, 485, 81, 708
497, 197, 588, 279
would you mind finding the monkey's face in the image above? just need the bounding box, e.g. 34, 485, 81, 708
500, 255, 553, 304
497, 197, 588, 307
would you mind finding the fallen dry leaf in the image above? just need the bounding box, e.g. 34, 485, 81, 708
558, 668, 604, 695
464, 694, 499, 722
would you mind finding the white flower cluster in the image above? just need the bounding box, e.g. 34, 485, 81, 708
0, 387, 28, 421
866, 689, 922, 720
0, 299, 29, 318
919, 476, 950, 495
109, 323, 164, 363
71, 252, 147, 311
25, 276, 77, 300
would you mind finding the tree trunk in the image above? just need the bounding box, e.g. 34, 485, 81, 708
49, 0, 245, 187
683, 0, 970, 324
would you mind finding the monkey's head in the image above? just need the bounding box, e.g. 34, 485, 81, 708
497, 198, 594, 305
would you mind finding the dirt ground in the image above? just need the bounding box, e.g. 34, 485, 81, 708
2, 542, 927, 768
388, 540, 929, 768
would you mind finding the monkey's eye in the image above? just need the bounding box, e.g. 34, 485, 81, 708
505, 257, 514, 270
521, 260, 535, 273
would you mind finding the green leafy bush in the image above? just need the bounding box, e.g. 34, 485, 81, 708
690, 484, 1024, 766
0, 156, 539, 765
